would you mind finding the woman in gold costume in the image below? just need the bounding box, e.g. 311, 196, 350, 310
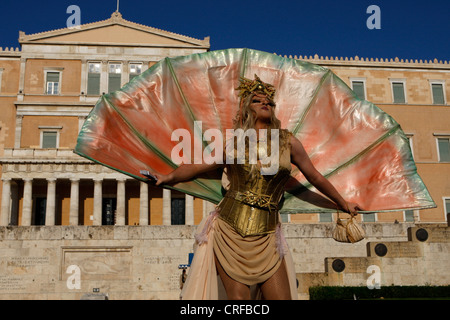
155, 75, 362, 300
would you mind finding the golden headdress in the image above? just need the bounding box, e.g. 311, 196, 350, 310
236, 74, 276, 100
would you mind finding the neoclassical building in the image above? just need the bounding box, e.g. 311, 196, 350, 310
0, 12, 449, 228
0, 12, 213, 228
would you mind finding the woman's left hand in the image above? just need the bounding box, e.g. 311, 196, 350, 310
345, 202, 363, 217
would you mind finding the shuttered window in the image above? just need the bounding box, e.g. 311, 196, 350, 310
108, 63, 122, 93
438, 138, 450, 162
319, 212, 332, 222
392, 82, 406, 103
352, 81, 365, 100
363, 213, 376, 222
432, 83, 445, 105
87, 63, 101, 95
42, 131, 58, 148
405, 210, 414, 222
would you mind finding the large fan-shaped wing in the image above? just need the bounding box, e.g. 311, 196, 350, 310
74, 48, 435, 213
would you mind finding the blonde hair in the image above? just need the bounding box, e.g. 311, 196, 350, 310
229, 93, 285, 181
233, 93, 281, 131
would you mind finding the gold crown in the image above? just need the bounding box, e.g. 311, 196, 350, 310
236, 74, 276, 100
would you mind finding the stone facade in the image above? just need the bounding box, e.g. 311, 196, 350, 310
0, 223, 447, 300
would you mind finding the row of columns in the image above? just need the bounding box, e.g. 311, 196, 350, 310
0, 178, 196, 226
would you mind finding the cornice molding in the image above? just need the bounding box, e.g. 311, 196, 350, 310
277, 53, 450, 70
18, 11, 210, 48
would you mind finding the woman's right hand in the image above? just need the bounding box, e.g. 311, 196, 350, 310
154, 173, 172, 186
153, 163, 223, 187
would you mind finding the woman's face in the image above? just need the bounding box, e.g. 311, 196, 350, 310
249, 93, 274, 122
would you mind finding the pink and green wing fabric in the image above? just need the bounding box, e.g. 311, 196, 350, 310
74, 48, 435, 214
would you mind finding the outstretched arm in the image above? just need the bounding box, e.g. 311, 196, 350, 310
290, 136, 362, 215
154, 163, 223, 186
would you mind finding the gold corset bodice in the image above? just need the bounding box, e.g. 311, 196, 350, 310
218, 130, 292, 237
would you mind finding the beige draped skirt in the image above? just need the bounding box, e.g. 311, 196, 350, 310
213, 218, 282, 286
180, 210, 298, 300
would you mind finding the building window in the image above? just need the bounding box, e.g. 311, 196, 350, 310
129, 63, 143, 82
45, 71, 60, 95
363, 213, 376, 222
391, 80, 406, 104
437, 137, 450, 162
108, 63, 122, 93
430, 82, 446, 105
319, 212, 332, 222
444, 198, 450, 221
39, 126, 62, 148
351, 79, 366, 100
404, 210, 414, 222
87, 62, 101, 95
41, 131, 58, 148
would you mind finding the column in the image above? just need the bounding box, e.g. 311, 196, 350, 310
116, 179, 126, 225
139, 181, 149, 225
162, 189, 171, 225
45, 178, 56, 226
69, 179, 80, 226
0, 179, 11, 226
185, 194, 194, 225
22, 178, 33, 226
93, 179, 102, 225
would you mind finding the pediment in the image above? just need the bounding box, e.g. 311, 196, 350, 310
19, 12, 209, 48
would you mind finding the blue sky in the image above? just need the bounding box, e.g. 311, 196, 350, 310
0, 0, 448, 61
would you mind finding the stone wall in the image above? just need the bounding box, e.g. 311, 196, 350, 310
290, 223, 450, 299
0, 222, 448, 300
0, 225, 196, 299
